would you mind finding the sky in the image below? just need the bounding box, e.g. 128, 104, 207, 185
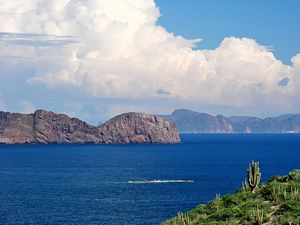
0, 0, 299, 124
156, 0, 300, 64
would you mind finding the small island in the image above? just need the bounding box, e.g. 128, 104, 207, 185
162, 164, 300, 225
0, 110, 180, 144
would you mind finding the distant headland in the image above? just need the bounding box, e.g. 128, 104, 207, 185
0, 110, 180, 144
161, 109, 300, 133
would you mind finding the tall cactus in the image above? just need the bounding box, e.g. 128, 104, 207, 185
244, 160, 261, 193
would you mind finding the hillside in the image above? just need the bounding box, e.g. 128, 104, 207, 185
0, 110, 180, 144
162, 170, 300, 225
162, 109, 300, 133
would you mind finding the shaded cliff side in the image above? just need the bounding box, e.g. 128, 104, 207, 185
0, 110, 180, 144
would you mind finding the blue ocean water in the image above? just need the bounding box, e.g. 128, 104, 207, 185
0, 134, 300, 225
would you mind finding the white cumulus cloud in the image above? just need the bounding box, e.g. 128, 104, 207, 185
0, 0, 299, 115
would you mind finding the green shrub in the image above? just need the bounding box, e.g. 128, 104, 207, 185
161, 169, 300, 225
288, 170, 300, 181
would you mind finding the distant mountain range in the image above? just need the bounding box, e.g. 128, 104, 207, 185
161, 109, 300, 133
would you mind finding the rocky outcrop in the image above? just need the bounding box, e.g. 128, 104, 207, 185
0, 111, 35, 144
33, 110, 100, 144
99, 113, 180, 144
0, 110, 180, 144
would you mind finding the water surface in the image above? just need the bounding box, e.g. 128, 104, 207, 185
0, 134, 300, 225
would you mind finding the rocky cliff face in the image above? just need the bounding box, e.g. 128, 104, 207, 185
0, 110, 180, 144
0, 111, 35, 144
99, 113, 180, 144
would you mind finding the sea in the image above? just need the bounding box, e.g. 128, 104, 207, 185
1, 134, 300, 225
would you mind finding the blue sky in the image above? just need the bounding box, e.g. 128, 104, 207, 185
0, 0, 300, 124
156, 0, 300, 64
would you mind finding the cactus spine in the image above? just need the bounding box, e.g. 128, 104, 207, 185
245, 160, 261, 193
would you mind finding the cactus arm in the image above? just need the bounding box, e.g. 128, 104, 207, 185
244, 160, 261, 193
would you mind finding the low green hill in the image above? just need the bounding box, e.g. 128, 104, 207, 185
161, 169, 300, 225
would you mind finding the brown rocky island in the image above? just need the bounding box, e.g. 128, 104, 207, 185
0, 110, 180, 144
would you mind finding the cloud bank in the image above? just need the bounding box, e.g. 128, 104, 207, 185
0, 0, 299, 119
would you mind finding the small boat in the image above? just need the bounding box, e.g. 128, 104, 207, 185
128, 179, 194, 184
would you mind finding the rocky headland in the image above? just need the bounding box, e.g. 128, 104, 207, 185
0, 110, 180, 144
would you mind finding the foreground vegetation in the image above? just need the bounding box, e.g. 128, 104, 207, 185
162, 168, 300, 225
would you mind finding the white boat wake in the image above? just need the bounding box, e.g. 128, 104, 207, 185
128, 180, 194, 184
